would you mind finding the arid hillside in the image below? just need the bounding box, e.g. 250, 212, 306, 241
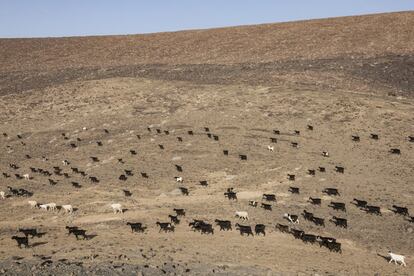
0, 12, 413, 275
0, 11, 413, 97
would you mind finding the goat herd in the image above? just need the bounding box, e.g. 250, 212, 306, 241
1, 126, 412, 267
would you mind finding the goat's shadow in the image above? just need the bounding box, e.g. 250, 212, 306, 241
35, 232, 47, 238
85, 234, 98, 240
30, 241, 48, 248
122, 208, 129, 213
377, 253, 390, 262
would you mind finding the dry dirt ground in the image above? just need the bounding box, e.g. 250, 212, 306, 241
0, 77, 413, 275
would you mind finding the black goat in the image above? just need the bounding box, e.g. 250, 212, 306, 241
173, 208, 186, 216
322, 188, 340, 196
12, 236, 29, 248
307, 125, 314, 130
308, 169, 316, 176
175, 165, 183, 172
270, 137, 277, 143
141, 172, 148, 178
301, 233, 317, 244
123, 190, 132, 197
319, 167, 326, 172
3, 172, 10, 178
125, 170, 133, 176
291, 142, 299, 148
294, 130, 300, 135
177, 137, 183, 142
164, 130, 170, 135
370, 134, 379, 140
71, 182, 82, 188
302, 210, 314, 221
89, 176, 99, 183
391, 205, 409, 216
409, 136, 414, 142
330, 216, 348, 228
352, 135, 360, 142
289, 187, 300, 194
390, 148, 401, 155
255, 224, 266, 236
158, 144, 164, 149
224, 191, 237, 200
169, 215, 180, 225
239, 154, 247, 160
261, 203, 272, 211
262, 194, 276, 201
72, 229, 87, 240
275, 223, 290, 233
335, 166, 345, 173
308, 197, 321, 206
223, 150, 229, 155
200, 223, 214, 235
119, 175, 127, 181
287, 174, 295, 181
329, 202, 346, 212
215, 220, 232, 231
199, 180, 208, 187
96, 141, 103, 146
311, 216, 325, 227
235, 224, 253, 236
130, 150, 137, 155
90, 156, 99, 162
156, 222, 175, 233
179, 187, 189, 196
351, 198, 367, 208
127, 222, 146, 233
290, 229, 304, 239
364, 205, 381, 216
273, 130, 280, 135
213, 135, 219, 141
188, 130, 194, 135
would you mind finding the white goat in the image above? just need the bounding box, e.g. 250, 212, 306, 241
235, 211, 249, 220
388, 251, 406, 266
322, 151, 329, 157
39, 204, 48, 211
267, 145, 274, 152
43, 203, 57, 211
175, 177, 183, 183
62, 204, 73, 214
28, 200, 38, 208
23, 174, 30, 180
0, 191, 5, 199
62, 160, 70, 166
111, 203, 123, 214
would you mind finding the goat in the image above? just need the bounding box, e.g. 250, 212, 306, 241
18, 228, 38, 238
255, 224, 266, 236
177, 137, 183, 142
370, 134, 379, 140
223, 150, 229, 155
175, 176, 183, 183
301, 234, 317, 244
215, 219, 232, 231
273, 130, 280, 135
127, 222, 145, 233
28, 200, 38, 208
289, 187, 300, 194
200, 223, 214, 235
141, 172, 148, 178
136, 134, 141, 139
71, 229, 87, 240
123, 190, 132, 197
352, 135, 360, 142
302, 210, 314, 221
322, 151, 329, 157
90, 156, 99, 162
235, 211, 249, 220
290, 229, 304, 239
239, 154, 247, 160
294, 130, 300, 135
0, 191, 5, 199
125, 170, 133, 176
71, 182, 82, 188
224, 191, 237, 200
119, 175, 127, 181
270, 137, 277, 143
188, 130, 194, 135
364, 205, 381, 216
311, 216, 325, 227
169, 215, 180, 225
156, 129, 161, 134
2, 172, 10, 178
409, 136, 414, 142
156, 222, 174, 233
130, 150, 137, 155
23, 174, 30, 180
262, 194, 276, 201
276, 223, 290, 233
388, 251, 406, 266
329, 202, 346, 212
235, 223, 253, 236
48, 179, 58, 186
318, 237, 342, 253
65, 226, 79, 235
111, 203, 123, 214
391, 205, 409, 216
335, 166, 345, 173
308, 169, 316, 176
267, 145, 274, 152
213, 135, 219, 141
319, 167, 326, 172
307, 125, 313, 130
390, 148, 401, 155
12, 236, 29, 248
351, 198, 367, 208
199, 180, 208, 187
330, 216, 347, 228
173, 208, 186, 216
322, 188, 340, 196
179, 187, 189, 196
62, 205, 73, 214
291, 142, 299, 148
89, 176, 99, 183
96, 141, 103, 146
287, 174, 295, 181
308, 197, 321, 206
261, 203, 272, 211
249, 200, 258, 207
284, 213, 299, 224
158, 144, 164, 149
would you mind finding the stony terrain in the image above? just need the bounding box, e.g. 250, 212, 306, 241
0, 11, 413, 275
